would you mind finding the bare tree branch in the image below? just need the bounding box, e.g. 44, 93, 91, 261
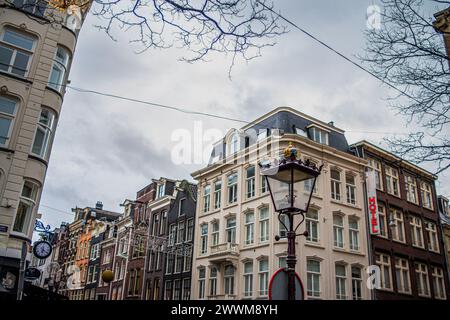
360, 0, 450, 174
4, 0, 287, 74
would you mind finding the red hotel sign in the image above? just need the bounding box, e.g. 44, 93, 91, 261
366, 170, 380, 235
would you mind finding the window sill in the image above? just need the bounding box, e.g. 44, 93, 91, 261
223, 203, 239, 211
330, 199, 361, 210
0, 70, 33, 84
305, 242, 325, 250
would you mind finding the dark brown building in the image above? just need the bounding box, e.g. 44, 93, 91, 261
123, 182, 156, 300
143, 178, 177, 300
96, 225, 116, 300
162, 181, 197, 300
352, 141, 449, 300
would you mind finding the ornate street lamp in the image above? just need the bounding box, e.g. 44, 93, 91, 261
260, 143, 323, 300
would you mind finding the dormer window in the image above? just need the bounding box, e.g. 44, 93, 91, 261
230, 133, 239, 154
257, 129, 268, 141
308, 126, 329, 145
157, 183, 165, 198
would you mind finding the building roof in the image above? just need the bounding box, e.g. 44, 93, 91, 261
207, 106, 351, 165
350, 140, 437, 180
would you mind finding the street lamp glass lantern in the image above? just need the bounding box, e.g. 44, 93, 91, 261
260, 146, 322, 213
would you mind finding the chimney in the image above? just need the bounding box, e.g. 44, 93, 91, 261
95, 201, 103, 210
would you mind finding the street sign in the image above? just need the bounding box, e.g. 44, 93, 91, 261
24, 268, 41, 281
268, 268, 304, 300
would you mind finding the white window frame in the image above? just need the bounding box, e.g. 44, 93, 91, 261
349, 217, 360, 251
395, 257, 411, 294
246, 166, 255, 199
330, 169, 341, 201
259, 207, 269, 242
335, 264, 347, 300
0, 28, 36, 77
306, 259, 321, 298
31, 108, 56, 159
425, 222, 439, 253
376, 253, 393, 291
13, 180, 39, 234
420, 182, 433, 210
48, 45, 70, 92
0, 96, 18, 148
390, 209, 405, 243
385, 166, 400, 197
244, 211, 254, 245
431, 267, 446, 300
243, 261, 253, 297
410, 216, 424, 248
258, 259, 269, 297
345, 173, 356, 205
415, 262, 430, 297
405, 174, 418, 205
333, 214, 344, 249
306, 209, 319, 243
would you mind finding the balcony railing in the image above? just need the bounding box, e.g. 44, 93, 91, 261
210, 242, 239, 255
208, 243, 239, 263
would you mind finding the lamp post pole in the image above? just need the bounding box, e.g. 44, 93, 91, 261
286, 213, 296, 300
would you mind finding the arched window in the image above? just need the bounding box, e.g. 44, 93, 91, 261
0, 96, 18, 148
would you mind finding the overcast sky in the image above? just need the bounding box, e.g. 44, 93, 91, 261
36, 0, 450, 232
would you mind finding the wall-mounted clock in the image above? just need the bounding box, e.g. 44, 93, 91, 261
33, 240, 52, 259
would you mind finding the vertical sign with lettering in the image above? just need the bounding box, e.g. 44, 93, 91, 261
366, 170, 380, 235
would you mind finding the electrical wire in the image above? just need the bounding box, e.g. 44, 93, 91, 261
256, 0, 422, 105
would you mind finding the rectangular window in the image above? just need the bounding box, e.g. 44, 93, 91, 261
174, 254, 183, 274
309, 126, 329, 145
405, 174, 418, 204
279, 214, 289, 239
173, 279, 181, 300
415, 263, 430, 297
211, 221, 219, 246
226, 217, 236, 243
390, 209, 405, 243
152, 213, 159, 236
13, 180, 39, 234
203, 185, 211, 213
13, 0, 47, 17
0, 28, 35, 77
345, 173, 356, 205
261, 174, 268, 194
246, 166, 255, 199
425, 222, 439, 253
307, 259, 321, 297
157, 184, 165, 198
0, 96, 17, 147
164, 280, 173, 300
278, 257, 287, 269
410, 216, 424, 248
431, 267, 446, 300
333, 215, 344, 248
159, 210, 167, 235
349, 217, 359, 251
243, 262, 253, 297
245, 212, 254, 245
165, 254, 174, 274
330, 169, 341, 201
214, 181, 221, 209
378, 204, 387, 238
306, 209, 319, 243
375, 253, 392, 290
304, 178, 318, 195
168, 224, 176, 246
385, 166, 400, 197
183, 248, 191, 272
259, 207, 269, 242
198, 268, 206, 299
224, 265, 235, 295
200, 224, 208, 254
179, 198, 187, 216
177, 220, 185, 244
368, 157, 383, 190
351, 266, 362, 300
395, 257, 411, 294
258, 259, 269, 297
420, 182, 433, 210
186, 218, 194, 242
209, 267, 217, 296
335, 264, 347, 300
48, 46, 70, 91
182, 278, 191, 300
227, 173, 238, 204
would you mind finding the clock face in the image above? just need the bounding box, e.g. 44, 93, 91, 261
33, 241, 52, 259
